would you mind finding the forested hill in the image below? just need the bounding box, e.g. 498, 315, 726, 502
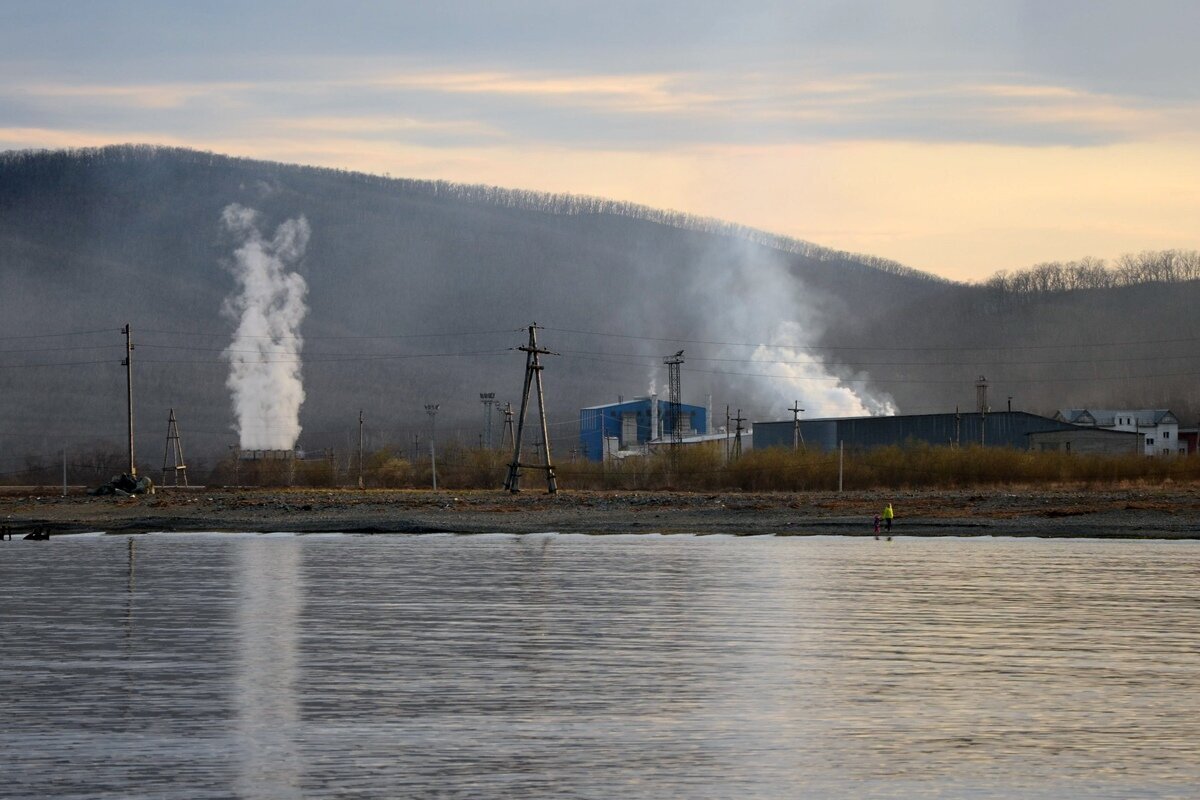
0, 145, 1197, 471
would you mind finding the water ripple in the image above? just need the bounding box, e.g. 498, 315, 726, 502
2, 534, 1199, 798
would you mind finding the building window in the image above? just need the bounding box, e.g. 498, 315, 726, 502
1164, 431, 1171, 439
1147, 437, 1155, 445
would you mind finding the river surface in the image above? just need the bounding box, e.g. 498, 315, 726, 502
3, 533, 1199, 799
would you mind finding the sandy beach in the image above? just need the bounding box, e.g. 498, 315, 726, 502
2, 485, 1199, 538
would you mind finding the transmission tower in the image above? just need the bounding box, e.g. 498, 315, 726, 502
504, 324, 558, 494
161, 408, 188, 486
664, 350, 684, 447
480, 392, 496, 448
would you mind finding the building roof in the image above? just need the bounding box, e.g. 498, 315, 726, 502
1055, 409, 1177, 426
581, 397, 706, 411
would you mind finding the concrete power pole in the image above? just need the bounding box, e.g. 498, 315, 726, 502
122, 324, 136, 477
425, 404, 439, 490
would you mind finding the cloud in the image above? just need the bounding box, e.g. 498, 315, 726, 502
6, 66, 1195, 152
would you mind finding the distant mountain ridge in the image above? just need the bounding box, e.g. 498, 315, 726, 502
0, 145, 1196, 471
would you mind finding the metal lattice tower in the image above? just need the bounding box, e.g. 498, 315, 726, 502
664, 350, 684, 446
480, 392, 496, 448
161, 408, 188, 486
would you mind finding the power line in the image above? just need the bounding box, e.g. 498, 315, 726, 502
542, 325, 1200, 353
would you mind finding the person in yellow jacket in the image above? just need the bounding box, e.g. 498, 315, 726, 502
882, 503, 894, 537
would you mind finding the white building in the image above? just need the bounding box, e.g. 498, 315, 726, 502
1054, 409, 1182, 456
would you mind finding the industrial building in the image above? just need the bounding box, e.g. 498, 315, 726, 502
754, 411, 1085, 452
1027, 427, 1144, 455
579, 397, 709, 461
1053, 409, 1185, 457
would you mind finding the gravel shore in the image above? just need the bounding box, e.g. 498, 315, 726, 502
3, 485, 1199, 538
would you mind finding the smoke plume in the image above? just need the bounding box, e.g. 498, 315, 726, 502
220, 204, 311, 450
684, 239, 898, 420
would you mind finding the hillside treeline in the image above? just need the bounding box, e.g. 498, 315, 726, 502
985, 251, 1200, 296
0, 144, 941, 283
1, 145, 1198, 473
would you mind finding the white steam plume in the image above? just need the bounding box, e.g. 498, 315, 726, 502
694, 241, 898, 420
220, 204, 311, 450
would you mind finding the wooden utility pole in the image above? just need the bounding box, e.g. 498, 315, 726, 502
789, 400, 805, 451
505, 324, 558, 493
161, 408, 188, 486
499, 402, 515, 450
357, 410, 364, 489
122, 324, 136, 476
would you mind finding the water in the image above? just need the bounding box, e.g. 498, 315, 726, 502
3, 533, 1199, 799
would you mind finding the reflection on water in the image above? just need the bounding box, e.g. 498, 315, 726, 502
235, 539, 302, 799
2, 533, 1200, 799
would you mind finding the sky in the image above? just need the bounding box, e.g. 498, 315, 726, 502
2, 0, 1199, 282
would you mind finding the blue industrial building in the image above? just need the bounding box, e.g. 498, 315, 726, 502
753, 411, 1080, 452
580, 398, 708, 461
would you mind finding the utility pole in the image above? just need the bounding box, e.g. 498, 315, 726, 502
977, 375, 989, 446
161, 408, 188, 486
838, 440, 844, 492
732, 408, 746, 461
425, 404, 439, 490
357, 410, 364, 489
480, 392, 496, 449
62, 447, 67, 497
505, 324, 558, 494
789, 400, 806, 451
122, 324, 136, 476
499, 402, 515, 450
725, 405, 731, 462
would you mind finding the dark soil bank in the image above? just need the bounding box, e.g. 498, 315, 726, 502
3, 486, 1199, 538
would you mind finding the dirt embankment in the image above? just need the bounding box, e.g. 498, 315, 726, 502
2, 485, 1199, 538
